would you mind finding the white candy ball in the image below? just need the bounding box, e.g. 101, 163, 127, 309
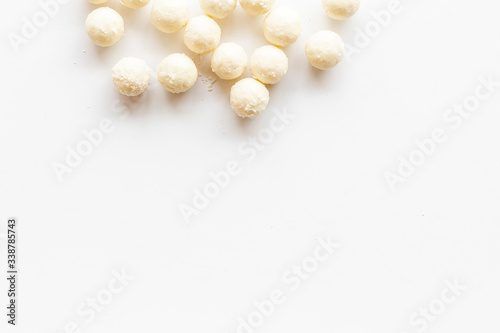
88, 0, 109, 4
239, 0, 276, 16
250, 45, 288, 85
158, 53, 198, 93
322, 0, 360, 20
151, 0, 189, 33
211, 43, 248, 80
230, 78, 270, 118
85, 7, 124, 47
306, 30, 344, 70
263, 7, 302, 47
199, 0, 237, 19
121, 0, 151, 9
112, 57, 151, 96
184, 16, 221, 54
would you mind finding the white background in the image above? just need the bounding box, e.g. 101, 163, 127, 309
1, 0, 500, 332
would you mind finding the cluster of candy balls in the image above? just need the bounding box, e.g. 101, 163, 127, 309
85, 0, 360, 118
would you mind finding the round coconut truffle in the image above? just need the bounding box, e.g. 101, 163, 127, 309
199, 0, 237, 19
184, 16, 221, 54
211, 43, 248, 80
88, 0, 109, 4
121, 0, 150, 9
157, 53, 198, 93
263, 7, 302, 47
250, 45, 288, 85
306, 30, 344, 70
230, 78, 270, 118
85, 7, 124, 47
112, 57, 151, 96
322, 0, 360, 20
239, 0, 276, 16
151, 0, 189, 33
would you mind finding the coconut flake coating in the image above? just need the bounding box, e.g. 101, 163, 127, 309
121, 0, 151, 9
199, 0, 237, 19
322, 0, 360, 20
230, 78, 270, 118
88, 0, 109, 4
158, 53, 198, 94
112, 57, 151, 96
211, 43, 248, 80
263, 7, 302, 47
250, 45, 288, 85
239, 0, 276, 16
151, 0, 189, 33
183, 16, 221, 54
85, 7, 124, 47
306, 30, 344, 70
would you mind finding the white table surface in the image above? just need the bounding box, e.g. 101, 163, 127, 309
1, 0, 500, 332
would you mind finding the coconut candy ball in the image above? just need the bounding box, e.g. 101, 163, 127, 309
239, 0, 276, 16
85, 7, 125, 47
230, 78, 270, 118
250, 45, 288, 85
112, 57, 151, 96
88, 0, 109, 4
121, 0, 151, 9
158, 53, 198, 93
151, 0, 189, 33
199, 0, 237, 19
263, 7, 302, 47
306, 30, 344, 70
322, 0, 360, 20
211, 43, 248, 80
183, 16, 221, 54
